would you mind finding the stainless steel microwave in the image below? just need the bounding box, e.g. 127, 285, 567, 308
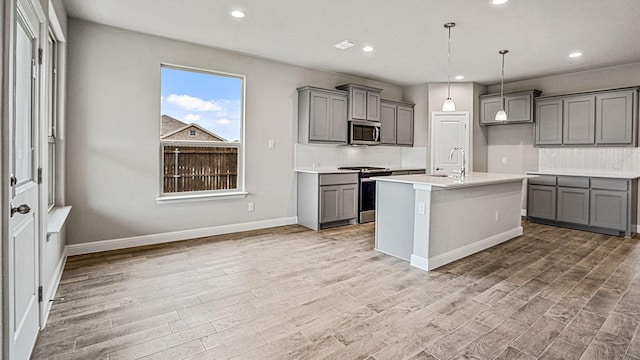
349, 120, 381, 145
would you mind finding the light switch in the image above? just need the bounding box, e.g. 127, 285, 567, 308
502, 157, 507, 164
268, 139, 275, 148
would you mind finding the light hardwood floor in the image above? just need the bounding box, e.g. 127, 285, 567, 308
32, 220, 640, 360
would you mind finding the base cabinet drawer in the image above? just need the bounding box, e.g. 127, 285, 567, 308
590, 189, 628, 230
528, 185, 556, 220
557, 187, 590, 225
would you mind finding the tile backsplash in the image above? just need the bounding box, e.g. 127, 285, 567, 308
295, 143, 427, 169
539, 147, 640, 173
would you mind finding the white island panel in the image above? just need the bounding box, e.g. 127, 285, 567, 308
375, 173, 528, 271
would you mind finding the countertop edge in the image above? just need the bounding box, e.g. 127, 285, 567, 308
527, 171, 640, 180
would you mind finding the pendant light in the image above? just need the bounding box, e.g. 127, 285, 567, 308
495, 49, 509, 121
442, 22, 456, 112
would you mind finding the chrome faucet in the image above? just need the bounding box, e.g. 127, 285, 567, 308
448, 147, 466, 177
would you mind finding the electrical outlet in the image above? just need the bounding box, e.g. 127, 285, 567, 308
502, 157, 507, 164
495, 211, 500, 221
418, 202, 426, 215
248, 202, 255, 212
268, 139, 275, 148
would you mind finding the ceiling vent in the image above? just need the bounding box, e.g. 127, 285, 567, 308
334, 40, 357, 50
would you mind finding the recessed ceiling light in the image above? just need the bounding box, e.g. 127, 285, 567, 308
334, 40, 357, 50
363, 46, 374, 52
569, 51, 583, 58
230, 10, 246, 18
455, 75, 465, 80
491, 0, 509, 4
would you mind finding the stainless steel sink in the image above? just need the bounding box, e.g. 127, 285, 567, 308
427, 174, 458, 178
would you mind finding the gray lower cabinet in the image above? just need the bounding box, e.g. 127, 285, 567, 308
535, 87, 638, 147
380, 99, 415, 146
479, 90, 540, 125
557, 187, 589, 225
297, 172, 358, 230
527, 185, 556, 220
528, 175, 637, 237
590, 189, 627, 230
297, 86, 348, 144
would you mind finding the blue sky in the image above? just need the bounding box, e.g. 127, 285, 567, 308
161, 66, 242, 141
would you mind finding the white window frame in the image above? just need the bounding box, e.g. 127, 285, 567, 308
46, 30, 57, 211
157, 64, 246, 203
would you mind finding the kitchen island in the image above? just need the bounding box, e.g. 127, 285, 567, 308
374, 172, 532, 271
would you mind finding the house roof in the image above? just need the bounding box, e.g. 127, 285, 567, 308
160, 115, 227, 141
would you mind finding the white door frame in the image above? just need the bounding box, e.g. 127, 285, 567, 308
429, 111, 471, 174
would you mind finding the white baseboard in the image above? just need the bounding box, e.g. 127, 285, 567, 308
410, 254, 429, 271
66, 217, 298, 256
427, 226, 523, 270
41, 246, 67, 329
521, 209, 527, 217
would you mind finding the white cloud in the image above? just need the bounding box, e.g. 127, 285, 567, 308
216, 118, 230, 125
166, 94, 222, 112
183, 114, 201, 122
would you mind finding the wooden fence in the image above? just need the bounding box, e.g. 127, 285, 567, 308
163, 145, 238, 193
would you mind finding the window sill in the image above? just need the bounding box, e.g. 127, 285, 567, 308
47, 206, 72, 239
156, 191, 248, 204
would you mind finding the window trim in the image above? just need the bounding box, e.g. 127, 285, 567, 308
158, 64, 246, 200
46, 30, 57, 211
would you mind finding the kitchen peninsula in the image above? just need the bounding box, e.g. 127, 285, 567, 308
374, 172, 532, 271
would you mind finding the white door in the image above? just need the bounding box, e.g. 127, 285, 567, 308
430, 112, 470, 174
9, 1, 43, 359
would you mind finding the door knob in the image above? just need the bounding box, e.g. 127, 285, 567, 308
10, 203, 31, 217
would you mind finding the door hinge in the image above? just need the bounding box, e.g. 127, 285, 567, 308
10, 174, 17, 186
37, 167, 43, 184
38, 48, 43, 65
38, 286, 43, 303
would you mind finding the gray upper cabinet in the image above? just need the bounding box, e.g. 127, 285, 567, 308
535, 87, 638, 147
380, 99, 415, 146
595, 90, 635, 145
479, 90, 540, 125
563, 95, 595, 145
297, 86, 348, 144
336, 84, 382, 122
379, 102, 397, 144
535, 99, 563, 145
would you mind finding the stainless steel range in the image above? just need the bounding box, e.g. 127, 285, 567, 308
338, 166, 392, 223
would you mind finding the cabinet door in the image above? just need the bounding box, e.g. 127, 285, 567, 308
396, 105, 414, 145
319, 185, 340, 223
590, 189, 627, 230
480, 96, 501, 125
367, 91, 381, 121
309, 92, 330, 141
563, 95, 595, 145
535, 99, 563, 145
505, 93, 532, 123
339, 184, 358, 220
595, 90, 634, 145
557, 187, 590, 225
528, 185, 556, 220
350, 88, 368, 120
379, 102, 397, 144
329, 95, 348, 142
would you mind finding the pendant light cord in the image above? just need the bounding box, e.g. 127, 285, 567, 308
500, 52, 504, 108
447, 25, 452, 99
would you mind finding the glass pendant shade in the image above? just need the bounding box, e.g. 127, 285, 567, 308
495, 109, 507, 121
442, 98, 456, 111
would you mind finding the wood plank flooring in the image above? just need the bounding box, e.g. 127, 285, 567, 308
32, 220, 640, 360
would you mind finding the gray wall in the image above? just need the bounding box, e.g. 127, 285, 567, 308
66, 19, 407, 245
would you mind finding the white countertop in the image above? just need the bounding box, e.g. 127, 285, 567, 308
527, 170, 640, 180
294, 166, 426, 174
372, 172, 533, 188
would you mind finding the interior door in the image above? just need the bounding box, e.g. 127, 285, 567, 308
430, 112, 470, 174
9, 1, 42, 359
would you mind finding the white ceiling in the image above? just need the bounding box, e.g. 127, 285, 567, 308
62, 0, 640, 86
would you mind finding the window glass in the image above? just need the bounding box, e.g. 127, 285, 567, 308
160, 66, 244, 194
